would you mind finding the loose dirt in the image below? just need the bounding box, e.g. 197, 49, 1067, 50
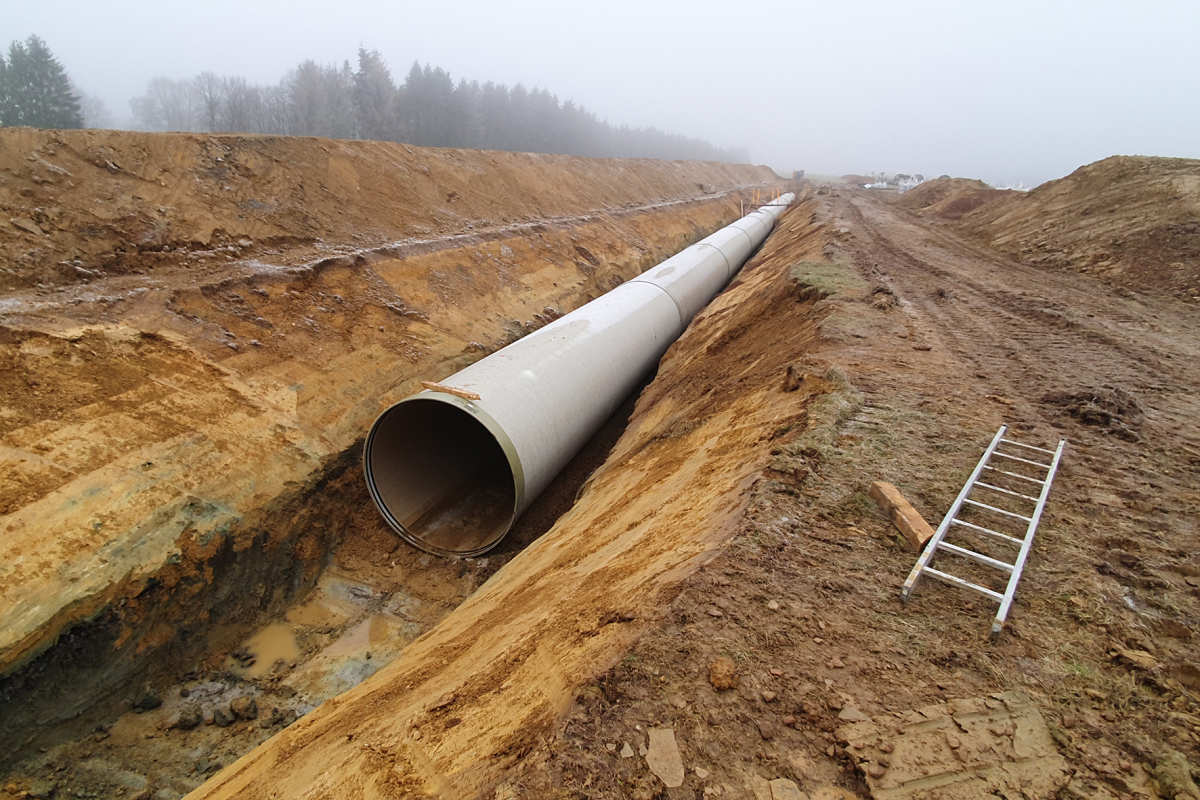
0, 128, 770, 292
492, 183, 1199, 799
894, 177, 1014, 221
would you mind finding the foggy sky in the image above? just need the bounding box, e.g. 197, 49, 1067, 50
4, 0, 1198, 187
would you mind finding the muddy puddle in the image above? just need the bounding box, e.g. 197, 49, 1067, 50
0, 379, 647, 798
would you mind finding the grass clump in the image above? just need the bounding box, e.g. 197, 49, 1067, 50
788, 261, 869, 299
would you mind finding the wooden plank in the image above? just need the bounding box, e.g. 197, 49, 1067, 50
869, 480, 935, 551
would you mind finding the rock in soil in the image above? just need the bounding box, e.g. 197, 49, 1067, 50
231, 696, 259, 721
645, 728, 685, 788
175, 709, 202, 730
131, 688, 161, 712
27, 780, 57, 799
1153, 749, 1200, 800
770, 778, 804, 800
709, 657, 738, 690
838, 690, 1068, 799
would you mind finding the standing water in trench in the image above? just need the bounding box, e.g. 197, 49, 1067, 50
0, 378, 649, 798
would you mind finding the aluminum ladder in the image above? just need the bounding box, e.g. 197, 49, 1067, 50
901, 425, 1066, 637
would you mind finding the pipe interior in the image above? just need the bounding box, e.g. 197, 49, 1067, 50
366, 399, 516, 556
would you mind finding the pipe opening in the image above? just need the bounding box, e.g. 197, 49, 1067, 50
364, 398, 518, 557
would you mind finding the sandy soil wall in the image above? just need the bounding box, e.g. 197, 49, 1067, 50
0, 129, 779, 758
0, 128, 774, 291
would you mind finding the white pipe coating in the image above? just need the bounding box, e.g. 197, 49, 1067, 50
364, 192, 794, 556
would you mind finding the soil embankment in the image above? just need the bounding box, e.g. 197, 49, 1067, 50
0, 128, 779, 763
894, 177, 1013, 220
508, 184, 1200, 798
950, 156, 1200, 297
0, 128, 768, 292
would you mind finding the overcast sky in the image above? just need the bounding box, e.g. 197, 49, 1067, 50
4, 0, 1198, 187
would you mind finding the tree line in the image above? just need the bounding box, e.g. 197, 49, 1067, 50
128, 48, 750, 162
0, 34, 749, 163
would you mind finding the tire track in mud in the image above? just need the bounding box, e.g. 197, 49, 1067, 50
842, 196, 1200, 449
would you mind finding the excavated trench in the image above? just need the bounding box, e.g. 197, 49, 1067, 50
0, 171, 789, 800
0, 129, 793, 795
0, 209, 696, 766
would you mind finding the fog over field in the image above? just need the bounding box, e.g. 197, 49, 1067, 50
3, 0, 1199, 187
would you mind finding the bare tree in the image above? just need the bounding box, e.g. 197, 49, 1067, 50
194, 71, 222, 132
220, 76, 254, 132
257, 83, 291, 134
130, 77, 195, 131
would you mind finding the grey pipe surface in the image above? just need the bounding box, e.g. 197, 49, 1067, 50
364, 192, 794, 557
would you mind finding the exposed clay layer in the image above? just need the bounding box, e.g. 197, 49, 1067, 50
0, 129, 779, 760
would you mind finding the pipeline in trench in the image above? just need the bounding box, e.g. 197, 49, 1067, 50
0, 191, 793, 795
0, 187, 766, 768
364, 194, 793, 557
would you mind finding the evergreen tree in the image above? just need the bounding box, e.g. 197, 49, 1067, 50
354, 47, 398, 142
0, 35, 83, 128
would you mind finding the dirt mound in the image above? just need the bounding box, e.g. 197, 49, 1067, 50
957, 155, 1200, 296
895, 177, 1013, 220
0, 128, 775, 292
841, 174, 872, 187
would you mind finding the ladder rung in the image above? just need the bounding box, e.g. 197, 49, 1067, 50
990, 451, 1052, 469
936, 542, 1015, 573
962, 498, 1034, 522
974, 482, 1041, 503
999, 438, 1056, 455
982, 465, 1047, 486
951, 519, 1025, 545
923, 568, 1004, 602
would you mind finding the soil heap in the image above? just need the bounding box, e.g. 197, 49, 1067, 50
895, 177, 1013, 220
955, 155, 1200, 296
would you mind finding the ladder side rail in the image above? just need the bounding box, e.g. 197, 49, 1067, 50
990, 439, 1067, 637
902, 426, 1007, 603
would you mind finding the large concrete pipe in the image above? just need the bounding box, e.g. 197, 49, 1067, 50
364, 193, 795, 557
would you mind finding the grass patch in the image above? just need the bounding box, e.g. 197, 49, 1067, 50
789, 260, 870, 298
778, 366, 864, 461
